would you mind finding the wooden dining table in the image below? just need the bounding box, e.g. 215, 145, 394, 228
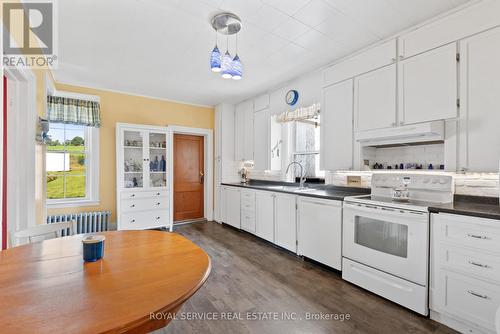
0, 230, 211, 334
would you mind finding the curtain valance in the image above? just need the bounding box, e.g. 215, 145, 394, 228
47, 95, 101, 127
275, 103, 320, 123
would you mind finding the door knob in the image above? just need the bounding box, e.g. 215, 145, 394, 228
200, 171, 204, 184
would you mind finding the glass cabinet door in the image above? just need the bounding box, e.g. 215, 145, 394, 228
123, 130, 144, 188
148, 132, 167, 188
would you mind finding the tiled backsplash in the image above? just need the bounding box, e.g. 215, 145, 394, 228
326, 171, 500, 198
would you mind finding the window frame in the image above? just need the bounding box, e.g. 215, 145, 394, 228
290, 118, 325, 179
46, 125, 100, 208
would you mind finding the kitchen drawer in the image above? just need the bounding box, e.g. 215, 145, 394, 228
241, 191, 255, 203
437, 270, 500, 332
120, 210, 168, 230
121, 197, 168, 213
435, 214, 500, 254
241, 210, 256, 233
121, 190, 167, 200
241, 200, 255, 211
439, 244, 500, 284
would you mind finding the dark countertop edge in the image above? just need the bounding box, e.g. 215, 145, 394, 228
429, 195, 500, 221
224, 182, 500, 221
428, 206, 500, 221
221, 182, 369, 201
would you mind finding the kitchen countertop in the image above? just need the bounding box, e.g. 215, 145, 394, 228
221, 180, 369, 201
429, 195, 500, 221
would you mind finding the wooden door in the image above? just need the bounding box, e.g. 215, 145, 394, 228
173, 134, 204, 222
354, 64, 397, 131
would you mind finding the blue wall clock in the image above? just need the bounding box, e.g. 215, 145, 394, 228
285, 90, 299, 106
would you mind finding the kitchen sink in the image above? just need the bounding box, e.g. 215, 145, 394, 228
265, 185, 317, 193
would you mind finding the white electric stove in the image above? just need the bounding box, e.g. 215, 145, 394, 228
342, 173, 454, 315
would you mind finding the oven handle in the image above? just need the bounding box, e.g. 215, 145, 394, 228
344, 202, 427, 217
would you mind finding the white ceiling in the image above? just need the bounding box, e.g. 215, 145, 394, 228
53, 0, 472, 106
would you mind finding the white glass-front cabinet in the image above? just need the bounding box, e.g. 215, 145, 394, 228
116, 123, 172, 231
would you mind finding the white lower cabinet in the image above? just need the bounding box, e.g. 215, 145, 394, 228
225, 187, 241, 229
255, 191, 275, 243
297, 197, 342, 270
274, 193, 297, 253
431, 213, 500, 334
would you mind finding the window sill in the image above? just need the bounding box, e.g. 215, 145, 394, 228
47, 200, 100, 209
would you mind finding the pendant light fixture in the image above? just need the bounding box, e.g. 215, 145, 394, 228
209, 29, 221, 72
210, 13, 243, 80
221, 34, 233, 79
231, 33, 242, 80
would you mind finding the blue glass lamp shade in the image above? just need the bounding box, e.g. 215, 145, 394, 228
221, 50, 233, 79
210, 45, 221, 72
230, 54, 242, 80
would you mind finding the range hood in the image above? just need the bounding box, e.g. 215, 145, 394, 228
355, 121, 445, 147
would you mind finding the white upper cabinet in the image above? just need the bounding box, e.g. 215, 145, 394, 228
253, 108, 270, 170
254, 93, 270, 112
274, 193, 297, 253
459, 26, 500, 172
235, 100, 254, 162
398, 43, 458, 125
399, 1, 500, 59
324, 39, 396, 87
321, 79, 353, 171
354, 64, 397, 131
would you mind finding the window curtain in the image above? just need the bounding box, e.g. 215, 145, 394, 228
47, 95, 101, 127
276, 103, 320, 123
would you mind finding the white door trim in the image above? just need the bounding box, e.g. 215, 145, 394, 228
168, 126, 214, 223
2, 66, 37, 247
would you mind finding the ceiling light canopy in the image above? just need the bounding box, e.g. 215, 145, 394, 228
209, 12, 243, 80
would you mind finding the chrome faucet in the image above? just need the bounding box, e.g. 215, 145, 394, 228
285, 161, 306, 189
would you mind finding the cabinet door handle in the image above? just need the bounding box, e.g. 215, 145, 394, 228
468, 260, 490, 268
130, 204, 135, 208
467, 233, 488, 240
130, 219, 136, 223
130, 194, 135, 198
156, 192, 160, 196
156, 216, 161, 220
467, 290, 488, 299
156, 202, 161, 206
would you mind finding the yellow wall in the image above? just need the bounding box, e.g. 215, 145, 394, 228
47, 84, 214, 221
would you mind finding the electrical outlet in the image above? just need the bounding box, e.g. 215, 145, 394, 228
347, 176, 362, 187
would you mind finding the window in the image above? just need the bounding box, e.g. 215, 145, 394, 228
292, 116, 324, 179
46, 123, 99, 207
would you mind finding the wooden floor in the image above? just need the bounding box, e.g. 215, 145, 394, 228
155, 221, 456, 334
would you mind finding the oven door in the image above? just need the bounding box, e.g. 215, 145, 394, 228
343, 202, 429, 286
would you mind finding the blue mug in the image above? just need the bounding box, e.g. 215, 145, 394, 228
82, 235, 105, 262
